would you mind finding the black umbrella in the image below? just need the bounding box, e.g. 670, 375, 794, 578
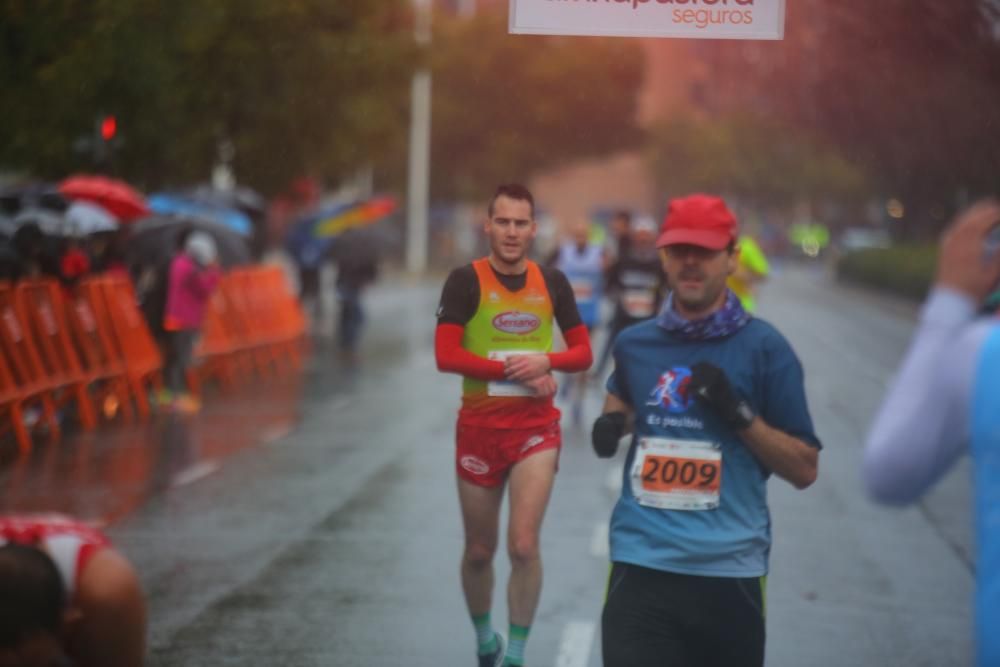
0, 183, 69, 216
127, 215, 252, 269
184, 185, 266, 217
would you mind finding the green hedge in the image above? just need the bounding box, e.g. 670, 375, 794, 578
834, 245, 937, 301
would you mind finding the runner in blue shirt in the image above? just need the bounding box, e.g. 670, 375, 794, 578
591, 194, 821, 667
864, 199, 1000, 667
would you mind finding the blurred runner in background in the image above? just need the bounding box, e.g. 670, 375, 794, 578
551, 219, 605, 424
592, 216, 668, 383
727, 234, 770, 313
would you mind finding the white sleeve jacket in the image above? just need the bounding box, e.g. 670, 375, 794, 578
863, 287, 996, 505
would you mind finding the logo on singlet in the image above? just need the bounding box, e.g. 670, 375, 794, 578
492, 311, 540, 334
646, 367, 693, 414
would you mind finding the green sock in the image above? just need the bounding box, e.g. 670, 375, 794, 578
472, 613, 498, 655
504, 624, 530, 666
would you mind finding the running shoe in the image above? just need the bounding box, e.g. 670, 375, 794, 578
172, 394, 202, 415
477, 633, 505, 667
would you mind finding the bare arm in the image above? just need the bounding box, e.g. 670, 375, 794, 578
738, 418, 818, 489
863, 199, 1000, 504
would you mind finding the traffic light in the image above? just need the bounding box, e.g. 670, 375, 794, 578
100, 115, 117, 142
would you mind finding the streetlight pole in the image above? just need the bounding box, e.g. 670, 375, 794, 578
406, 0, 433, 275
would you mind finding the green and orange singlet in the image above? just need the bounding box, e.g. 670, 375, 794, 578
460, 258, 559, 429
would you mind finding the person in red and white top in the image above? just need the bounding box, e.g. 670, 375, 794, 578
0, 514, 146, 667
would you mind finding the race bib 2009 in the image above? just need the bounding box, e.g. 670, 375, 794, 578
630, 437, 721, 511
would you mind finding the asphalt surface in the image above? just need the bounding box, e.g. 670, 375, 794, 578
0, 261, 974, 666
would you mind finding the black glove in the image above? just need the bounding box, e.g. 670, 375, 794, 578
592, 412, 627, 458
689, 362, 756, 430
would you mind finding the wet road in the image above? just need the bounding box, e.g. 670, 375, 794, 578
0, 264, 973, 666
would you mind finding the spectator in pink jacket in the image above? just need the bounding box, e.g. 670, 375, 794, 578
161, 230, 221, 413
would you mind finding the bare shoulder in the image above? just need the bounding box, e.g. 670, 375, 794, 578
76, 547, 143, 608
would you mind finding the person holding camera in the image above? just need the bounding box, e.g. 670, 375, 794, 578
864, 199, 1000, 667
591, 194, 821, 667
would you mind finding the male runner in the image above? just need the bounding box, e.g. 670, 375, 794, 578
864, 199, 1000, 666
591, 194, 820, 667
0, 513, 146, 667
592, 216, 668, 381
552, 219, 605, 424
727, 233, 770, 313
436, 184, 593, 667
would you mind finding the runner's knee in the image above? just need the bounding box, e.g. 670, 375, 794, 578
507, 533, 540, 565
463, 541, 496, 568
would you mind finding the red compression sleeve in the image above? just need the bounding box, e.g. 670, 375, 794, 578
435, 323, 507, 380
547, 324, 593, 373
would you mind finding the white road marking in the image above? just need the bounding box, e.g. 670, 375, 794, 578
554, 621, 596, 667
260, 424, 295, 445
170, 460, 221, 488
590, 522, 609, 559
329, 397, 353, 411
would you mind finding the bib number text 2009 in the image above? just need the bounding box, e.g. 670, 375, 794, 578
640, 456, 719, 493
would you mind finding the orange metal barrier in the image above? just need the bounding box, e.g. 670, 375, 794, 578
64, 282, 135, 423
188, 279, 244, 395
0, 332, 32, 455
0, 281, 61, 454
188, 266, 307, 395
1, 266, 308, 454
95, 275, 163, 418
14, 280, 97, 431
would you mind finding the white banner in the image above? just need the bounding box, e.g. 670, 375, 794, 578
509, 0, 785, 40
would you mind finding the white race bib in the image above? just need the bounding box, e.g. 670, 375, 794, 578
622, 289, 656, 318
630, 437, 722, 511
570, 278, 595, 302
487, 350, 544, 397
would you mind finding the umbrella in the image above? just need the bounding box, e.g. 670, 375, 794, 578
148, 193, 253, 236
65, 201, 119, 234
13, 208, 68, 236
127, 215, 251, 269
59, 175, 148, 221
0, 184, 68, 215
185, 185, 265, 217
285, 196, 397, 268
0, 215, 16, 239
307, 196, 396, 240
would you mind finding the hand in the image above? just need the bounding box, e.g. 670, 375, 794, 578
592, 412, 626, 458
523, 373, 558, 398
689, 362, 755, 431
504, 354, 552, 383
936, 199, 1000, 301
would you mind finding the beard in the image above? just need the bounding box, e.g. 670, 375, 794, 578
672, 272, 726, 316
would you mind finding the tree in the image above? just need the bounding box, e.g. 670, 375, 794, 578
429, 11, 645, 202
0, 0, 416, 195
646, 114, 867, 213
697, 0, 1000, 235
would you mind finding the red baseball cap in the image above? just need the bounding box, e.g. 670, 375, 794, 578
656, 194, 738, 250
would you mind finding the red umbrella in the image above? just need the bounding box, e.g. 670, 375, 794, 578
58, 175, 149, 222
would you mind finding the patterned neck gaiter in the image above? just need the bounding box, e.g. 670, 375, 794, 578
657, 289, 751, 341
